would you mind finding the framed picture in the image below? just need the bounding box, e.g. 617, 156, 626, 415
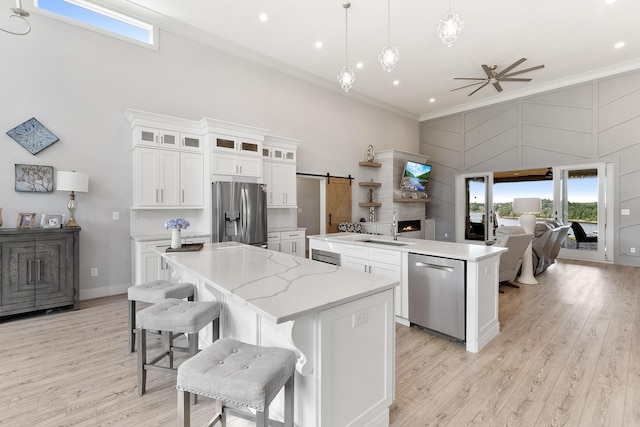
15, 164, 54, 192
42, 214, 64, 229
17, 213, 36, 229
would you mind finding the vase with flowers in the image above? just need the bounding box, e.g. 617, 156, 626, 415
165, 217, 190, 249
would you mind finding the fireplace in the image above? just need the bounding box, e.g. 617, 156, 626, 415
397, 219, 421, 236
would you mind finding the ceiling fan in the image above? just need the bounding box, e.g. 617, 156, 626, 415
451, 58, 544, 96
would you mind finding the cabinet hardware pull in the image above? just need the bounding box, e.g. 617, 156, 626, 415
27, 260, 32, 283
161, 189, 164, 203
182, 189, 184, 203
36, 259, 41, 282
156, 189, 159, 203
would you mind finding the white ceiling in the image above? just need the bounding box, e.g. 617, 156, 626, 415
114, 0, 640, 120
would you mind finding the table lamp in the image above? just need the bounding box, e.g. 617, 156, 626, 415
513, 197, 541, 285
56, 171, 89, 227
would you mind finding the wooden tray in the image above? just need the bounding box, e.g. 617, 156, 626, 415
166, 243, 204, 253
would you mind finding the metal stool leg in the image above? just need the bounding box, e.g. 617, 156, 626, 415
178, 389, 190, 427
129, 300, 136, 352
137, 328, 147, 396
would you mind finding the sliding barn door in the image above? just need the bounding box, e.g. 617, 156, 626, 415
326, 178, 352, 234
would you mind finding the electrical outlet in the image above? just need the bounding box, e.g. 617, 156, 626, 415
112, 211, 120, 220
352, 310, 368, 328
621, 209, 631, 216
631, 247, 637, 254
90, 268, 98, 277
444, 233, 448, 238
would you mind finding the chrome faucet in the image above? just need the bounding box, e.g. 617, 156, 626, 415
392, 211, 398, 240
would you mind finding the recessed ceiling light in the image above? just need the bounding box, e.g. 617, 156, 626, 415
356, 62, 363, 69
259, 13, 268, 22
429, 98, 435, 103
614, 41, 625, 49
315, 41, 323, 49
393, 80, 400, 86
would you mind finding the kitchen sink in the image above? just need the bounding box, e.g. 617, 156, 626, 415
359, 239, 412, 246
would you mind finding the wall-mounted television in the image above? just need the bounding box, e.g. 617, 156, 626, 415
400, 161, 432, 192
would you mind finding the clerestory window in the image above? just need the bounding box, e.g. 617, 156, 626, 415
34, 0, 156, 48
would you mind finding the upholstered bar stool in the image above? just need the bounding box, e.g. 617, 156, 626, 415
177, 338, 296, 427
127, 280, 195, 352
136, 298, 220, 396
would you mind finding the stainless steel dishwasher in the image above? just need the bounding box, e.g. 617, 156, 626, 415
408, 253, 466, 341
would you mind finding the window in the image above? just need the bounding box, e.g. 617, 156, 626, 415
35, 0, 156, 48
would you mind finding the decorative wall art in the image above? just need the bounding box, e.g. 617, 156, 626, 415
15, 164, 54, 192
7, 117, 59, 155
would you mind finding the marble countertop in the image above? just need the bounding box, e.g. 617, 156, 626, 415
131, 232, 210, 242
308, 233, 507, 262
159, 242, 398, 324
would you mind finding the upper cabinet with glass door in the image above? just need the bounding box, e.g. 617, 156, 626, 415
133, 126, 203, 152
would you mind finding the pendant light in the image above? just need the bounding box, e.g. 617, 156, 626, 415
337, 1, 355, 92
437, 0, 463, 47
378, 0, 399, 72
1, 0, 31, 35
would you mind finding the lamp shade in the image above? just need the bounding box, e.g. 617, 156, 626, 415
56, 171, 89, 192
513, 197, 541, 214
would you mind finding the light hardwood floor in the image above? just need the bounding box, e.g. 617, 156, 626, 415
1, 259, 638, 426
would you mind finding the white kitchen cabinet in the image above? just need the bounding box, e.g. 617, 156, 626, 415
211, 135, 263, 178
211, 152, 262, 178
134, 148, 180, 207
132, 237, 209, 285
264, 162, 296, 207
180, 152, 204, 206
134, 149, 203, 208
279, 230, 305, 257
263, 135, 300, 208
212, 137, 262, 156
134, 127, 203, 152
267, 230, 306, 258
325, 242, 406, 322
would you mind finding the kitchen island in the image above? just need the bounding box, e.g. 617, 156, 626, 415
160, 242, 399, 427
308, 233, 507, 353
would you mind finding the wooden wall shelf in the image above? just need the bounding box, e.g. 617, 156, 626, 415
359, 202, 382, 207
358, 161, 381, 168
393, 198, 432, 203
359, 182, 382, 187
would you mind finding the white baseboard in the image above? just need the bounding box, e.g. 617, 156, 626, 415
80, 283, 129, 300
395, 316, 410, 327
365, 408, 390, 427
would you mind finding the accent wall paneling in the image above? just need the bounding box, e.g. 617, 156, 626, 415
420, 68, 640, 265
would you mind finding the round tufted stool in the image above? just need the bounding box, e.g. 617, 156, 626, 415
177, 338, 296, 427
127, 280, 195, 352
136, 298, 220, 397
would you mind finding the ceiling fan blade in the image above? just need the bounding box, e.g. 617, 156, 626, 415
481, 64, 494, 78
502, 64, 545, 78
493, 81, 503, 92
468, 81, 489, 96
453, 77, 487, 81
499, 77, 532, 82
497, 57, 527, 78
451, 81, 486, 91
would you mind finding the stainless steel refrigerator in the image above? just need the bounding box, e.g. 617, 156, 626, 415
212, 181, 268, 247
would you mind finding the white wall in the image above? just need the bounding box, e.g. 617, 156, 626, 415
0, 14, 418, 298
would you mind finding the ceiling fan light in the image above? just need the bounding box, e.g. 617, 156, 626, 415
379, 44, 399, 72
437, 9, 463, 47
338, 66, 355, 92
